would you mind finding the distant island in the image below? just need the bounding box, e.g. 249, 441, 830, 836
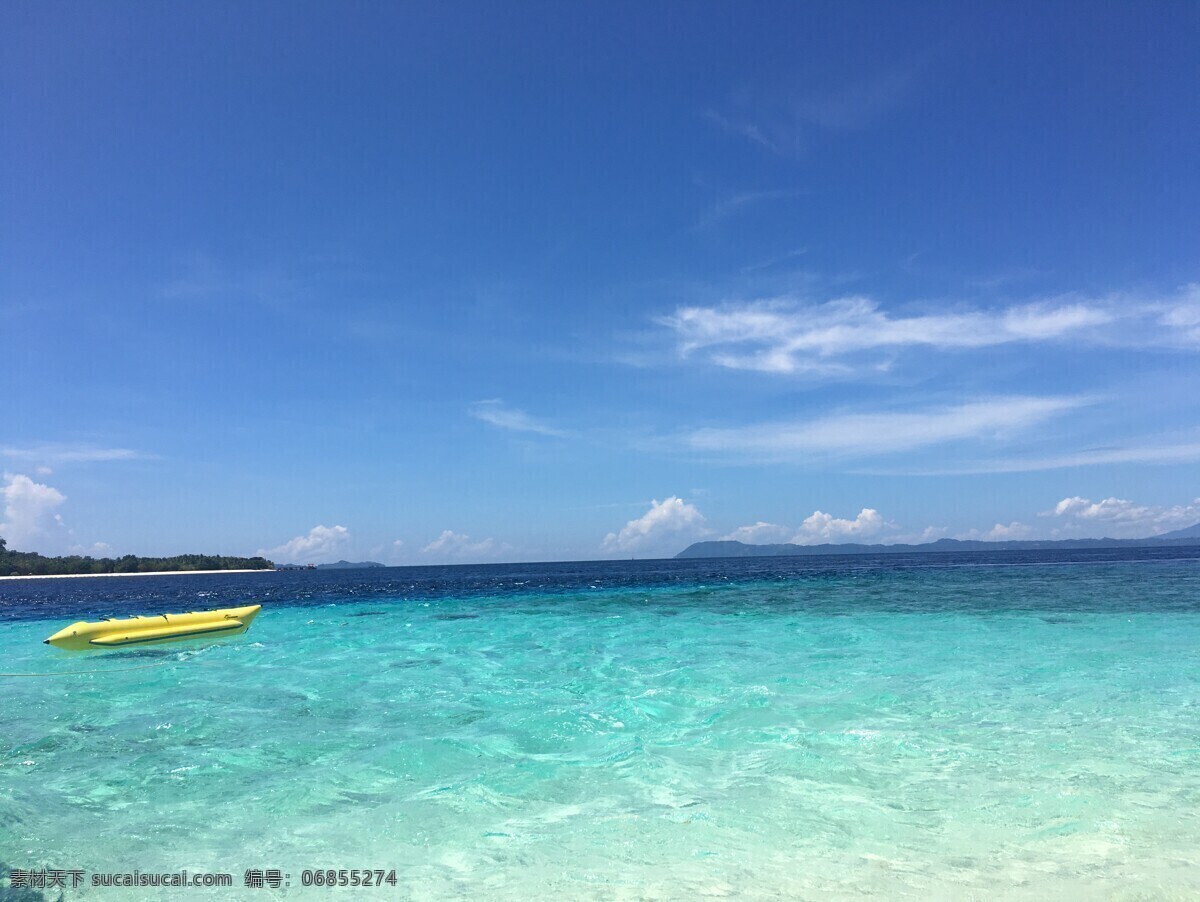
677, 523, 1200, 559
316, 560, 385, 570
0, 537, 274, 577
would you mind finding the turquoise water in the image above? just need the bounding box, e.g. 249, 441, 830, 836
3, 553, 1200, 899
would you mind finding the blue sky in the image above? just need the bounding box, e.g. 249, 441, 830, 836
3, 1, 1199, 563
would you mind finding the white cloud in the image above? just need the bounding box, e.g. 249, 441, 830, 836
722, 521, 791, 543
0, 473, 68, 551
1045, 496, 1200, 538
659, 287, 1198, 376
602, 496, 708, 554
421, 530, 509, 561
259, 524, 350, 563
791, 508, 888, 544
686, 396, 1083, 460
469, 400, 566, 437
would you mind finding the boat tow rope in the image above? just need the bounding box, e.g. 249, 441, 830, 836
0, 654, 199, 678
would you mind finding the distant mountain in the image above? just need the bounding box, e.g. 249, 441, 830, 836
676, 533, 1200, 559
1158, 522, 1200, 539
315, 560, 386, 569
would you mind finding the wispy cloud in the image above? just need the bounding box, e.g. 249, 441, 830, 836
1162, 294, 1200, 341
469, 400, 568, 437
905, 439, 1200, 475
1, 444, 149, 465
741, 247, 809, 274
685, 395, 1085, 460
702, 109, 782, 154
156, 251, 346, 311
657, 285, 1200, 376
797, 70, 913, 131
693, 188, 806, 230
965, 266, 1041, 292
705, 68, 915, 156
661, 296, 1118, 374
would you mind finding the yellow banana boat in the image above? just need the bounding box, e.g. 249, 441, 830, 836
45, 604, 262, 650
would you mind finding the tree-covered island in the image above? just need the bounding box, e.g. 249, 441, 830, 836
0, 536, 274, 576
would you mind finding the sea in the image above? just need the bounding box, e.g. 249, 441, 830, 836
2, 548, 1199, 900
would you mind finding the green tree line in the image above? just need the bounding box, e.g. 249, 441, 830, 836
0, 536, 274, 576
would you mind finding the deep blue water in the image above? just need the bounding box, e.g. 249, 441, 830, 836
4, 546, 1200, 622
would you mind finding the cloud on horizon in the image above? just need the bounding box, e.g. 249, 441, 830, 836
716, 493, 1200, 551
791, 508, 890, 544
603, 496, 708, 555
957, 521, 1035, 541
721, 521, 791, 543
1044, 496, 1200, 538
259, 524, 350, 563
723, 508, 895, 546
421, 530, 510, 561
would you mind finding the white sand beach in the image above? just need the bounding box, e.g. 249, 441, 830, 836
0, 569, 277, 581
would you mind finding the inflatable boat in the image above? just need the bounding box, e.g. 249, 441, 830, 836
45, 604, 262, 650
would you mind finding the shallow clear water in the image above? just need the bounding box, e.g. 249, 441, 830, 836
3, 551, 1200, 899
